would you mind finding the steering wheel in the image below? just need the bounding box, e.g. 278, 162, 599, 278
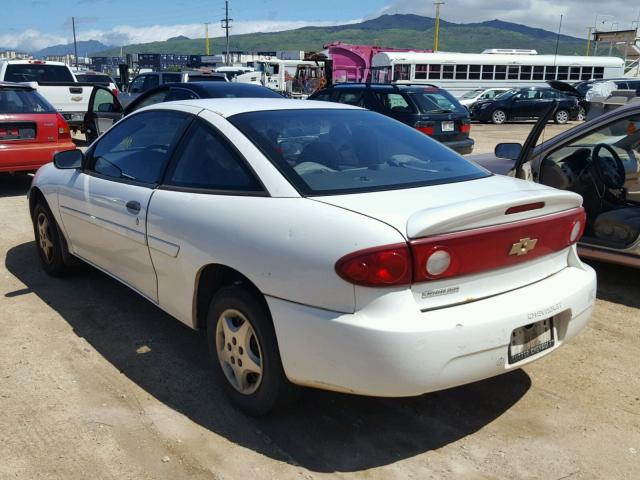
591, 143, 626, 189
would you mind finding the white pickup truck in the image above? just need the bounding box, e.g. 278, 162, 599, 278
0, 60, 93, 131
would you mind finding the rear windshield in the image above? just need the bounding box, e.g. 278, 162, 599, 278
188, 75, 226, 82
409, 89, 466, 114
75, 74, 112, 84
5, 64, 74, 83
230, 109, 488, 195
0, 88, 56, 113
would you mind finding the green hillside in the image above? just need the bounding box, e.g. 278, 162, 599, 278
95, 14, 590, 57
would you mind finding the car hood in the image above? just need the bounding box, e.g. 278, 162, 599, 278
311, 174, 582, 239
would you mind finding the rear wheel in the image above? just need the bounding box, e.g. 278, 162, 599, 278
554, 109, 569, 124
491, 109, 507, 124
576, 106, 586, 122
206, 285, 295, 415
32, 203, 70, 276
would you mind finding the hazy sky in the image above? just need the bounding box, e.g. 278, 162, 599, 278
4, 0, 640, 51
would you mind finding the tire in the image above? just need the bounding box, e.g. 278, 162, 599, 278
206, 285, 295, 416
577, 106, 586, 122
491, 109, 507, 124
32, 202, 70, 276
554, 109, 569, 124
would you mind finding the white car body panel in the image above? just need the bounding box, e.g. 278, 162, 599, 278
459, 88, 510, 108
30, 98, 597, 397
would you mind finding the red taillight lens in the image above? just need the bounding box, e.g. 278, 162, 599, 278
459, 121, 471, 134
56, 113, 71, 140
411, 208, 586, 282
112, 88, 119, 97
415, 122, 435, 136
336, 244, 412, 287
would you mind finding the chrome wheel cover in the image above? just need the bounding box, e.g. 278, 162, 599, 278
215, 308, 263, 395
37, 213, 54, 264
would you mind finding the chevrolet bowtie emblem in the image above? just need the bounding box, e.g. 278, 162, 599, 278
509, 237, 538, 256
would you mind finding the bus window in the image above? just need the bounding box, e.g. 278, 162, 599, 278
594, 67, 604, 79
415, 64, 428, 80
508, 65, 519, 80
545, 66, 556, 80
469, 65, 481, 80
455, 64, 468, 80
495, 65, 506, 80
533, 66, 544, 80
520, 65, 532, 80
394, 64, 410, 81
443, 65, 454, 79
569, 67, 581, 81
482, 65, 494, 80
581, 67, 593, 80
428, 64, 441, 80
557, 66, 568, 80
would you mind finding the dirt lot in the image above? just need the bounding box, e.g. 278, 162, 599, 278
1, 123, 639, 479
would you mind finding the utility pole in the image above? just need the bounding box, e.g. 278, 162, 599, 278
585, 26, 593, 56
221, 1, 233, 66
433, 2, 444, 53
71, 16, 79, 68
204, 22, 210, 55
553, 14, 563, 66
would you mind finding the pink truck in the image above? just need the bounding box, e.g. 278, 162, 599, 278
325, 41, 432, 84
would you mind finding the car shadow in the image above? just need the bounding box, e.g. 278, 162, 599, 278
587, 260, 640, 309
0, 173, 32, 198
4, 242, 531, 473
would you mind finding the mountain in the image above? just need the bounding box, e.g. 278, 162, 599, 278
35, 40, 111, 58
94, 14, 590, 57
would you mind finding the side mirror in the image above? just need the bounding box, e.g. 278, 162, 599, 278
54, 150, 83, 169
495, 143, 522, 161
97, 102, 115, 113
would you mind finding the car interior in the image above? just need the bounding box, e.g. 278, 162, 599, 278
539, 115, 640, 249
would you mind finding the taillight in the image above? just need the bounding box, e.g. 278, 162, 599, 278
335, 244, 412, 287
56, 113, 71, 140
415, 121, 435, 136
112, 88, 119, 97
411, 208, 586, 282
459, 121, 471, 134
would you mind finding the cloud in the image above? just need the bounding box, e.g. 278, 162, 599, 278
376, 0, 640, 37
2, 18, 361, 52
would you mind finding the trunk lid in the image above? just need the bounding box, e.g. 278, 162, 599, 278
314, 175, 583, 310
0, 113, 58, 144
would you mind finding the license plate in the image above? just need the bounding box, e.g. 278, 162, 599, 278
509, 318, 554, 363
441, 121, 455, 132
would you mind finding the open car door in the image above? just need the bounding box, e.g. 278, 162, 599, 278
513, 100, 559, 179
83, 86, 124, 143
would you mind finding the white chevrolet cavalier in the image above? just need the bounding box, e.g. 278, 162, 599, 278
29, 98, 596, 415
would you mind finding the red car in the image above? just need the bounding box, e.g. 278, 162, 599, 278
0, 82, 75, 173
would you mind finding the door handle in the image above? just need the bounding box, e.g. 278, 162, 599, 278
126, 200, 141, 214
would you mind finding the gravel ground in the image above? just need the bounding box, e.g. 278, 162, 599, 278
0, 123, 639, 479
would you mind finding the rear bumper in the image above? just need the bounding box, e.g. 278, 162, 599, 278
441, 137, 474, 154
0, 141, 76, 172
268, 263, 596, 397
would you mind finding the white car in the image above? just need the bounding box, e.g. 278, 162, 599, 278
29, 98, 596, 415
459, 88, 510, 109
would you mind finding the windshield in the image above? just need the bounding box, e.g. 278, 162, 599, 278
5, 64, 74, 83
495, 89, 516, 100
409, 89, 466, 114
460, 89, 484, 100
230, 109, 488, 195
0, 88, 56, 113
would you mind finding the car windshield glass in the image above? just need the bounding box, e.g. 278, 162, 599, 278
230, 109, 488, 195
409, 89, 465, 114
5, 64, 74, 83
76, 74, 112, 83
460, 89, 484, 99
495, 89, 516, 100
0, 88, 55, 113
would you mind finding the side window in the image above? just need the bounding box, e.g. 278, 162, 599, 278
164, 120, 262, 192
311, 90, 333, 102
92, 88, 119, 113
143, 75, 159, 91
129, 75, 145, 93
374, 92, 412, 112
164, 88, 198, 102
90, 110, 189, 184
130, 89, 169, 112
338, 91, 363, 106
163, 73, 182, 84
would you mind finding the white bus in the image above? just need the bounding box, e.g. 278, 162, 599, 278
371, 50, 626, 97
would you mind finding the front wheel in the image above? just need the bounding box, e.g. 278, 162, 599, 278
206, 286, 295, 415
554, 109, 570, 124
32, 203, 70, 276
491, 109, 507, 124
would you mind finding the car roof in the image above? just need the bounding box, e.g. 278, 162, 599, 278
0, 81, 34, 90
146, 97, 361, 117
168, 81, 280, 95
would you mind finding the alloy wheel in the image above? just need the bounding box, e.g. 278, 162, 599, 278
215, 308, 263, 395
37, 213, 54, 264
556, 110, 569, 124
492, 110, 506, 124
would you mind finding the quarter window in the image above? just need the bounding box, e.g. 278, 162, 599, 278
90, 110, 189, 184
374, 92, 413, 112
164, 120, 261, 192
